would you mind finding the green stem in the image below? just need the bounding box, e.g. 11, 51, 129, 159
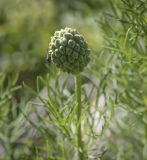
75, 74, 84, 160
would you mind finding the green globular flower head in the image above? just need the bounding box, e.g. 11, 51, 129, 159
48, 27, 90, 74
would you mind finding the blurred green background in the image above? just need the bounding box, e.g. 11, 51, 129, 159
0, 0, 147, 160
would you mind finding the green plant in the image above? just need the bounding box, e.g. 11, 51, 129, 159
47, 27, 91, 159
0, 73, 43, 160
23, 27, 114, 160
0, 73, 21, 160
93, 0, 147, 159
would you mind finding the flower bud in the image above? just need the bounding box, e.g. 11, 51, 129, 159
48, 27, 90, 74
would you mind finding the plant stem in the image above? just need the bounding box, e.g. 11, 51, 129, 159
75, 74, 84, 160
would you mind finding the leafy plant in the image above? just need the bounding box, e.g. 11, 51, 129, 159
93, 0, 147, 159
22, 27, 115, 160
0, 73, 39, 160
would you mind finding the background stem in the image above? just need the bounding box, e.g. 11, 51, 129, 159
75, 74, 84, 160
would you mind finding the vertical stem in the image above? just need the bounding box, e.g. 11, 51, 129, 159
75, 74, 84, 160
